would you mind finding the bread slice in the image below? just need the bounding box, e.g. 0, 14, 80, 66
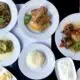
55, 57, 77, 80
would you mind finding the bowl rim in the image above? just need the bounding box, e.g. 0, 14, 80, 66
55, 13, 80, 61
18, 43, 55, 79
18, 0, 59, 40
0, 0, 18, 36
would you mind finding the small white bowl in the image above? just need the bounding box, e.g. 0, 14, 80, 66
0, 0, 18, 36
0, 32, 20, 66
18, 0, 59, 40
0, 66, 17, 80
55, 13, 80, 61
18, 43, 55, 80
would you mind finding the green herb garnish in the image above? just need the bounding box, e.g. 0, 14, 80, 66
71, 41, 80, 52
0, 16, 5, 24
24, 14, 32, 25
43, 23, 51, 27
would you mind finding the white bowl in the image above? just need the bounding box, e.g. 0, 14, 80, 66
18, 43, 55, 80
0, 32, 20, 66
18, 0, 59, 40
0, 66, 17, 80
0, 0, 18, 36
55, 13, 80, 61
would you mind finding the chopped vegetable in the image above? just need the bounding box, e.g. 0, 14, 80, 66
0, 2, 11, 28
71, 41, 80, 52
0, 17, 5, 24
24, 14, 32, 25
43, 23, 51, 27
0, 40, 14, 53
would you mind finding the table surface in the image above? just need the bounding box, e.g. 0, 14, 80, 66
6, 0, 79, 80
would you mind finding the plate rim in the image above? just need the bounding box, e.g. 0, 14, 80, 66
18, 0, 59, 40
18, 43, 55, 79
55, 13, 80, 61
0, 32, 21, 66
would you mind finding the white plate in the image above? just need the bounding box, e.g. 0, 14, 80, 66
18, 43, 55, 80
55, 13, 80, 61
0, 32, 20, 66
18, 0, 59, 40
0, 66, 17, 80
0, 0, 18, 36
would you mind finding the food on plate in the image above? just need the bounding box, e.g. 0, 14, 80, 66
0, 40, 13, 53
24, 14, 32, 25
0, 40, 14, 61
60, 23, 80, 52
24, 6, 51, 32
0, 71, 13, 80
26, 50, 46, 69
0, 67, 13, 80
0, 2, 11, 29
71, 41, 80, 52
55, 58, 77, 80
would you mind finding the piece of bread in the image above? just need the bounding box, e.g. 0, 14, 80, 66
55, 57, 77, 80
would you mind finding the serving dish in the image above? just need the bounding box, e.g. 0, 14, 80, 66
18, 43, 55, 80
18, 0, 59, 40
0, 32, 20, 66
55, 13, 80, 61
0, 0, 18, 36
